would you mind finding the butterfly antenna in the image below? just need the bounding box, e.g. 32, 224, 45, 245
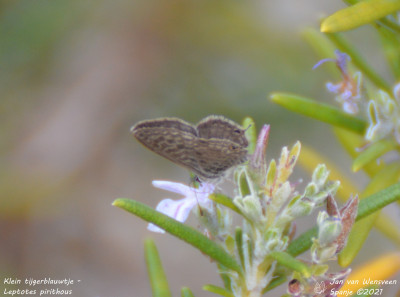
244, 123, 252, 132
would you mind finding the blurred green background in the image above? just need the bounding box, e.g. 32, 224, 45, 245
1, 0, 395, 296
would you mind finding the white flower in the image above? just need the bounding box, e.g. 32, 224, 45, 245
148, 180, 215, 233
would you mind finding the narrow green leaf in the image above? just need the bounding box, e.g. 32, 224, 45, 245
246, 234, 254, 264
209, 193, 242, 215
181, 287, 195, 297
242, 117, 257, 155
270, 251, 311, 277
287, 182, 400, 256
145, 239, 172, 297
287, 227, 318, 257
326, 33, 391, 92
321, 0, 400, 33
113, 199, 242, 274
239, 173, 251, 198
270, 93, 367, 133
352, 139, 398, 172
357, 176, 400, 220
377, 23, 400, 79
343, 0, 362, 5
217, 263, 232, 292
378, 18, 400, 35
235, 227, 245, 269
266, 159, 277, 188
203, 285, 234, 297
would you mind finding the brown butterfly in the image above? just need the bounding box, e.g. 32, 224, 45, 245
131, 115, 248, 180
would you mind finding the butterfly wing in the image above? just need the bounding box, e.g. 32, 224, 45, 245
133, 118, 197, 136
193, 138, 248, 179
196, 115, 248, 147
131, 120, 205, 176
131, 116, 248, 180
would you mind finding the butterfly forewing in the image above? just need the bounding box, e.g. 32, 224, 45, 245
196, 115, 248, 147
132, 126, 203, 175
133, 118, 197, 136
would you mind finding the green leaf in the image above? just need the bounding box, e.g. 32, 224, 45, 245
343, 0, 362, 6
266, 159, 277, 188
270, 93, 367, 133
217, 263, 232, 292
203, 285, 234, 297
209, 193, 243, 216
352, 139, 398, 172
287, 227, 318, 257
181, 287, 195, 297
287, 182, 400, 256
377, 24, 400, 79
113, 199, 242, 274
242, 117, 257, 155
378, 18, 400, 34
270, 251, 311, 277
145, 239, 172, 297
325, 33, 391, 92
235, 227, 245, 269
321, 0, 400, 33
238, 171, 251, 197
357, 174, 400, 220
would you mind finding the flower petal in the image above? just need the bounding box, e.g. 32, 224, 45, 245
152, 180, 194, 196
156, 198, 197, 222
335, 50, 350, 74
148, 180, 215, 233
152, 180, 215, 201
326, 82, 341, 94
343, 101, 358, 114
147, 197, 198, 233
147, 223, 165, 233
251, 124, 270, 168
313, 57, 336, 69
